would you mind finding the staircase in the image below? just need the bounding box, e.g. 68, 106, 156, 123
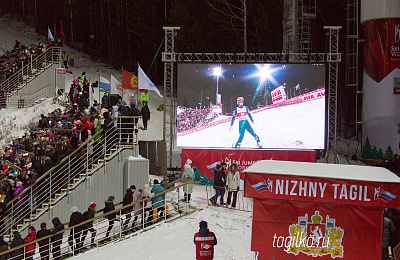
0, 47, 62, 94
2, 117, 140, 237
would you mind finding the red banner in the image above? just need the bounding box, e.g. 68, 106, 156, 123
181, 149, 316, 185
252, 199, 382, 259
245, 172, 400, 208
123, 69, 138, 90
364, 19, 400, 83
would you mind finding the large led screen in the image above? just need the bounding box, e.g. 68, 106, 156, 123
177, 63, 326, 149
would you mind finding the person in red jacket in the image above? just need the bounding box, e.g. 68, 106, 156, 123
194, 221, 217, 260
24, 226, 36, 260
81, 116, 94, 141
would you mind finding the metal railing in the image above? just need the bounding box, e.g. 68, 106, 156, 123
0, 116, 140, 237
0, 180, 196, 259
0, 47, 62, 94
1, 84, 52, 108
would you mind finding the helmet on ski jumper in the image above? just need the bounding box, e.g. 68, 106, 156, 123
237, 97, 244, 104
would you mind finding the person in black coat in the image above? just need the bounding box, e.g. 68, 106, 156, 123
104, 196, 116, 240
68, 206, 82, 253
51, 217, 64, 260
140, 102, 150, 130
122, 185, 136, 232
210, 164, 224, 206
36, 222, 52, 260
10, 231, 24, 260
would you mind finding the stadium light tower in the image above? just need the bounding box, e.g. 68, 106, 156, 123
214, 67, 222, 104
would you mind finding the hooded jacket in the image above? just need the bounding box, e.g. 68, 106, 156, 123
51, 217, 65, 246
104, 199, 116, 220
122, 189, 134, 214
36, 226, 51, 252
10, 231, 24, 259
151, 184, 165, 209
227, 163, 240, 190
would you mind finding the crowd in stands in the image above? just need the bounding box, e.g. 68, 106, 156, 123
0, 71, 142, 242
0, 40, 60, 83
177, 106, 212, 133
0, 177, 170, 259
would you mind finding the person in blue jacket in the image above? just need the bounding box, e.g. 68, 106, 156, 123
151, 179, 165, 221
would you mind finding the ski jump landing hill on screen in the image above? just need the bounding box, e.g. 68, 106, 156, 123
177, 88, 325, 150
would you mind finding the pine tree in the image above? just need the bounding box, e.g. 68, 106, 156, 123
372, 145, 378, 159
377, 148, 384, 159
384, 145, 394, 159
193, 165, 202, 182
363, 136, 372, 159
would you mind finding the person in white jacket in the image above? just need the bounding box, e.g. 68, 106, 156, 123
142, 184, 155, 225
227, 163, 240, 208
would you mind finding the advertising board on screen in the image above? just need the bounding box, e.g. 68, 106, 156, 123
177, 63, 326, 150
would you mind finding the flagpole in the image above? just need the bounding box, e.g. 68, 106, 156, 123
99, 74, 101, 105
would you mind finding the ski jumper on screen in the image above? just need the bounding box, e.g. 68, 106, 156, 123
230, 97, 262, 148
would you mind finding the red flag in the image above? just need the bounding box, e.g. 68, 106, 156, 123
123, 69, 138, 90
60, 22, 66, 43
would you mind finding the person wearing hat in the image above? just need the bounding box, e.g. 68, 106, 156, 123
122, 185, 136, 233
36, 222, 52, 260
80, 203, 97, 249
194, 221, 217, 259
182, 159, 195, 202
104, 196, 116, 241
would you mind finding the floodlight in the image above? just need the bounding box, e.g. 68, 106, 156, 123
213, 67, 222, 76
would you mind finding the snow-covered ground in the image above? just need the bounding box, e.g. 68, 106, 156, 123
0, 15, 366, 260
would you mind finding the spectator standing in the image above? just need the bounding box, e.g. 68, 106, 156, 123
141, 90, 149, 104
80, 202, 97, 249
62, 51, 68, 69
132, 188, 144, 230
122, 185, 136, 233
151, 180, 165, 222
383, 208, 396, 260
226, 163, 240, 208
104, 196, 116, 241
24, 226, 36, 260
0, 236, 8, 260
68, 206, 82, 254
51, 217, 64, 260
182, 159, 195, 202
142, 184, 154, 225
10, 231, 24, 260
193, 221, 217, 260
210, 164, 223, 206
101, 93, 109, 107
140, 102, 150, 130
36, 222, 51, 260
220, 162, 228, 205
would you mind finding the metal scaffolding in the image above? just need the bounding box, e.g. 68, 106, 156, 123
162, 27, 180, 168
345, 0, 361, 137
324, 26, 342, 163
162, 27, 341, 167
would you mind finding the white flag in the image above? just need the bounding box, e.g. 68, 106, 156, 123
138, 64, 163, 98
89, 84, 94, 107
110, 74, 122, 96
47, 27, 54, 41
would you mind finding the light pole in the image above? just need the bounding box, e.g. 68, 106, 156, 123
214, 67, 222, 104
